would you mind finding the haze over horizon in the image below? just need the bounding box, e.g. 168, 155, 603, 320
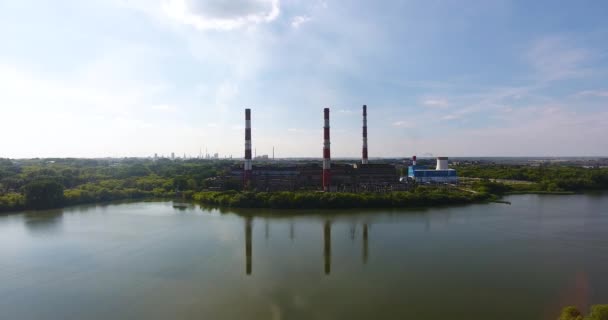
1, 0, 607, 158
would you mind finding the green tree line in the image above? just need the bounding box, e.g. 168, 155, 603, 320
559, 305, 608, 320
193, 187, 492, 209
456, 164, 608, 192
0, 158, 236, 213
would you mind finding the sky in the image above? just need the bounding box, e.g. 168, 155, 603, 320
0, 0, 607, 158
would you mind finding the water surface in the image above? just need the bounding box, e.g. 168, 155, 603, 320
1, 194, 607, 319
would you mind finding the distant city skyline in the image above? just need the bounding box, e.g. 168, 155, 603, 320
1, 0, 607, 158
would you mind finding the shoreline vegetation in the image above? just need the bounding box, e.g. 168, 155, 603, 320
1, 158, 607, 214
192, 189, 493, 209
559, 305, 608, 320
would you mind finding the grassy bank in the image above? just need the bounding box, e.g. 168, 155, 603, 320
193, 188, 493, 209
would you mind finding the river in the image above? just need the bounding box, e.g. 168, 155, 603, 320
1, 194, 607, 319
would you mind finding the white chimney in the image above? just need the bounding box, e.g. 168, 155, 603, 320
436, 157, 449, 170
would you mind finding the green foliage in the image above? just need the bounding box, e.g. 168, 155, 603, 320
0, 158, 236, 213
558, 305, 608, 320
457, 164, 608, 192
588, 305, 608, 320
193, 188, 490, 209
24, 180, 65, 209
560, 306, 583, 320
0, 193, 25, 212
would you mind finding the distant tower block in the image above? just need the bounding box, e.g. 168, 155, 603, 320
413, 155, 417, 166
322, 108, 331, 191
244, 109, 252, 188
362, 105, 369, 164
436, 157, 449, 170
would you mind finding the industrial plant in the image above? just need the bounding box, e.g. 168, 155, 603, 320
213, 105, 458, 192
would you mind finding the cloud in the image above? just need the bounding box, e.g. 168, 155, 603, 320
337, 108, 355, 114
576, 90, 608, 97
214, 81, 239, 109
441, 114, 461, 121
422, 98, 449, 108
526, 36, 592, 81
291, 15, 311, 28
151, 104, 176, 111
163, 0, 280, 30
392, 120, 414, 128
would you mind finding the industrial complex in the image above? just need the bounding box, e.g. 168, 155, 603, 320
214, 105, 459, 192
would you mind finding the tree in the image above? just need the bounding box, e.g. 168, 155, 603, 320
588, 305, 608, 320
559, 306, 583, 320
24, 180, 65, 209
558, 305, 608, 320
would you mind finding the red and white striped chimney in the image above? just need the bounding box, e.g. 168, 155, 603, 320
362, 105, 368, 164
323, 108, 331, 191
244, 108, 252, 188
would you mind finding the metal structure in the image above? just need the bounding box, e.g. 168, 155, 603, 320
362, 105, 368, 164
323, 108, 331, 191
244, 109, 252, 188
408, 156, 458, 184
436, 157, 449, 170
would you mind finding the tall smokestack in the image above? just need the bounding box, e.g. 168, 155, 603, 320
362, 105, 368, 164
413, 155, 417, 166
323, 108, 331, 191
244, 108, 252, 188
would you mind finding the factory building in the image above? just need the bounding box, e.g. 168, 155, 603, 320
408, 156, 458, 184
224, 162, 400, 192
223, 106, 451, 192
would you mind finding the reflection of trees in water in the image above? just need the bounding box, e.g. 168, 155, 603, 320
24, 209, 64, 235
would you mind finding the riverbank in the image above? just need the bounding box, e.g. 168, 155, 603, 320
192, 189, 494, 209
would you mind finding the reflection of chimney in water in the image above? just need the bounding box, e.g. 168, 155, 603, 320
289, 220, 294, 241
350, 224, 356, 241
265, 219, 269, 240
324, 220, 331, 275
245, 218, 252, 275
362, 223, 369, 265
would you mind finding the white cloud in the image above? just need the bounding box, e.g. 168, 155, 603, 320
162, 0, 280, 30
291, 15, 311, 28
214, 81, 239, 109
151, 104, 176, 111
422, 98, 449, 108
337, 108, 355, 114
526, 36, 592, 81
577, 90, 608, 97
392, 120, 414, 128
441, 114, 461, 121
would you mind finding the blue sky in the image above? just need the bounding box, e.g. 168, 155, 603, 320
1, 0, 607, 158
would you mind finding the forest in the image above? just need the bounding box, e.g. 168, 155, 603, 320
0, 158, 233, 213
193, 187, 490, 209
456, 163, 608, 193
